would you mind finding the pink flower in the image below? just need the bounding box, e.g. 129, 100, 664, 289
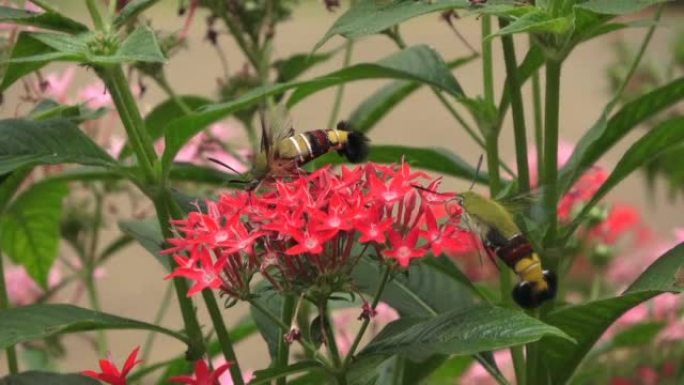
42, 67, 76, 104
333, 302, 399, 356
460, 350, 515, 385
212, 357, 253, 385
5, 263, 61, 306
78, 81, 113, 109
527, 141, 575, 187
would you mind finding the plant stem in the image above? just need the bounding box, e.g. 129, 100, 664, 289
525, 309, 540, 385
276, 295, 296, 385
152, 193, 207, 360
328, 38, 355, 129
542, 59, 562, 246
499, 21, 530, 193
86, 0, 105, 30
482, 16, 494, 107
155, 74, 192, 115
141, 282, 174, 366
531, 39, 544, 185
341, 266, 391, 369
485, 134, 501, 196
202, 290, 245, 385
99, 66, 157, 183
607, 4, 663, 114
386, 27, 515, 178
0, 252, 19, 374
321, 301, 342, 368
249, 298, 332, 367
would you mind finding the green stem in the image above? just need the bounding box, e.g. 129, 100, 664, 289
328, 38, 355, 129
499, 20, 530, 193
86, 0, 105, 30
276, 295, 296, 385
0, 253, 19, 374
482, 16, 495, 107
85, 273, 107, 355
154, 74, 192, 115
341, 266, 391, 369
321, 301, 342, 368
28, 0, 59, 13
531, 44, 544, 185
607, 4, 663, 114
249, 298, 331, 367
201, 290, 245, 385
99, 66, 157, 183
214, 0, 260, 72
485, 134, 501, 196
141, 282, 174, 366
153, 194, 207, 360
85, 189, 107, 354
525, 309, 541, 385
386, 27, 515, 179
542, 59, 562, 247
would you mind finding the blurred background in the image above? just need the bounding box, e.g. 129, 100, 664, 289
0, 0, 683, 382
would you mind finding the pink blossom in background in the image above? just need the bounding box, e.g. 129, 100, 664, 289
78, 81, 113, 109
212, 357, 253, 385
605, 293, 681, 340
5, 263, 61, 306
674, 228, 684, 243
106, 135, 126, 159
527, 141, 575, 187
172, 122, 248, 173
42, 67, 76, 104
587, 204, 643, 245
333, 302, 399, 356
460, 350, 515, 385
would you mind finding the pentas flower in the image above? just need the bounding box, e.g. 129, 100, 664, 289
163, 162, 469, 301
170, 359, 232, 385
82, 346, 142, 385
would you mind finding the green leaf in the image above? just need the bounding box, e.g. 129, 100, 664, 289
0, 118, 118, 174
28, 99, 107, 123
575, 0, 669, 15
0, 6, 88, 33
169, 163, 232, 185
360, 305, 571, 358
353, 257, 475, 317
0, 181, 68, 287
250, 284, 284, 360
590, 321, 665, 357
559, 77, 684, 194
0, 304, 189, 350
539, 242, 684, 384
287, 45, 464, 106
490, 10, 572, 39
571, 116, 684, 230
319, 145, 489, 184
0, 372, 98, 385
0, 166, 33, 213
349, 54, 478, 133
113, 0, 161, 28
113, 25, 166, 64
250, 361, 325, 385
0, 32, 69, 91
273, 50, 337, 83
423, 356, 473, 385
162, 45, 463, 174
30, 31, 89, 55
118, 219, 170, 271
119, 95, 212, 159
314, 0, 469, 51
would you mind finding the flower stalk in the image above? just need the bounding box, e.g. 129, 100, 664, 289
276, 294, 296, 385
0, 251, 19, 374
543, 59, 562, 247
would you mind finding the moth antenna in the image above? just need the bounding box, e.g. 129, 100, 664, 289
468, 154, 484, 191
207, 157, 244, 177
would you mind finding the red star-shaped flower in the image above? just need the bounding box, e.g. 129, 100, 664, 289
169, 359, 232, 385
82, 346, 142, 385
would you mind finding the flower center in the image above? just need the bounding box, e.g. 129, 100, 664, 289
305, 238, 318, 249
382, 191, 398, 202
214, 231, 229, 243
397, 246, 410, 259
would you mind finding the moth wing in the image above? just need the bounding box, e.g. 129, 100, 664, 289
460, 213, 500, 271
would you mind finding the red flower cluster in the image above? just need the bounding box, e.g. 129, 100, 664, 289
163, 163, 470, 300
82, 346, 142, 385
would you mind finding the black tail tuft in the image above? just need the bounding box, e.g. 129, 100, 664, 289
512, 270, 558, 309
336, 121, 370, 163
